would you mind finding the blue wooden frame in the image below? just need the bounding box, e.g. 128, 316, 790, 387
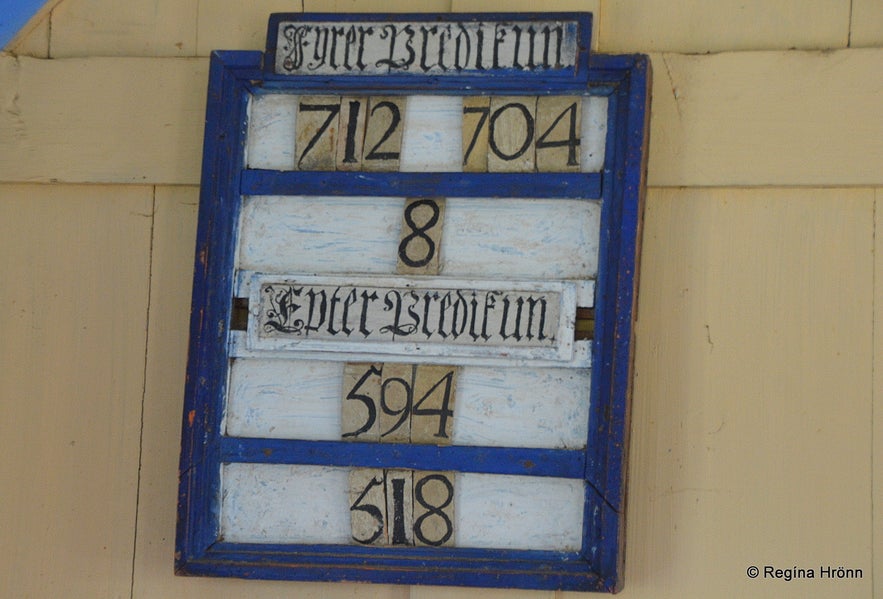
177, 12, 649, 593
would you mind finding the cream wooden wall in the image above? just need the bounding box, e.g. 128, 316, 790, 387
1, 1, 880, 598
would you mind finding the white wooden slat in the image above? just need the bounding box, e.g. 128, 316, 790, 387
456, 473, 584, 551
225, 359, 589, 449
582, 95, 608, 172
243, 94, 608, 173
245, 94, 298, 170
454, 366, 589, 448
225, 359, 344, 440
400, 96, 463, 172
237, 196, 601, 280
228, 331, 592, 369
220, 464, 584, 551
221, 464, 352, 544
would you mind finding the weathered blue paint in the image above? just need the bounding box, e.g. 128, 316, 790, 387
220, 437, 587, 478
177, 12, 649, 593
583, 53, 651, 593
0, 0, 45, 49
241, 170, 602, 199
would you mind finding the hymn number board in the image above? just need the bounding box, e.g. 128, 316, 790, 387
177, 12, 650, 593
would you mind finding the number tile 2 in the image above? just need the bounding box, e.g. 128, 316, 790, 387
341, 363, 458, 444
294, 95, 406, 172
349, 469, 455, 547
362, 96, 406, 172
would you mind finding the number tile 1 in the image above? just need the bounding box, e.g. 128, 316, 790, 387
336, 96, 368, 171
385, 470, 414, 545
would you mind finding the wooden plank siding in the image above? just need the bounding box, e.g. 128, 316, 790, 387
1, 50, 881, 186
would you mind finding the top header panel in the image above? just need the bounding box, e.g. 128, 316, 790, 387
266, 13, 591, 80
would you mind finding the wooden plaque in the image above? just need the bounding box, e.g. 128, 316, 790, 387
176, 11, 649, 593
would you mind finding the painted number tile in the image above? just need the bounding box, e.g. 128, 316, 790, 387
535, 96, 582, 172
349, 469, 456, 547
295, 95, 341, 170
462, 95, 584, 172
487, 96, 537, 172
294, 95, 406, 171
341, 362, 383, 441
396, 198, 445, 276
361, 96, 406, 171
340, 363, 458, 445
462, 96, 491, 172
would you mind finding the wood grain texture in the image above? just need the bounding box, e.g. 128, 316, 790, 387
129, 186, 199, 598
197, 0, 305, 56
0, 183, 152, 598
850, 0, 883, 47
4, 51, 880, 186
304, 0, 452, 13
449, 0, 600, 51
622, 187, 874, 598
648, 48, 883, 187
599, 0, 849, 53
50, 0, 198, 57
0, 55, 208, 184
874, 187, 883, 599
7, 11, 49, 57
2, 0, 62, 54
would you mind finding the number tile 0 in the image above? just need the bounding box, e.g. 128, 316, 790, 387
487, 96, 538, 173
